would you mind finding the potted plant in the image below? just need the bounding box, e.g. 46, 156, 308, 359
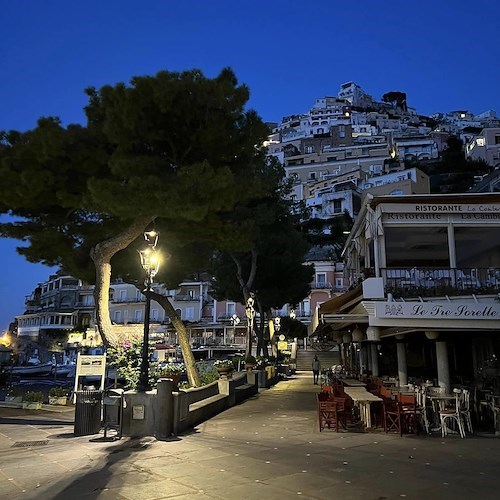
156, 362, 185, 388
244, 355, 257, 371
213, 359, 234, 379
49, 386, 68, 406
23, 391, 44, 410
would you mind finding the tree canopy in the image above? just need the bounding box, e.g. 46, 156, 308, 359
381, 91, 407, 112
0, 68, 272, 358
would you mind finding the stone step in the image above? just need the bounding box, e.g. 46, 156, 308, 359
296, 350, 340, 370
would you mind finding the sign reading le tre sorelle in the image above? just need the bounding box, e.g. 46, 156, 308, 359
377, 302, 500, 320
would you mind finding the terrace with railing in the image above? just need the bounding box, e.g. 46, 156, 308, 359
382, 267, 500, 299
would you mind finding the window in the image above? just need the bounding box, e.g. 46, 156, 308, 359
151, 309, 159, 321
305, 146, 314, 154
495, 135, 500, 145
309, 172, 317, 180
226, 302, 236, 316
335, 278, 343, 288
83, 295, 94, 306
134, 310, 142, 322
185, 307, 195, 320
316, 273, 327, 287
119, 290, 127, 302
114, 311, 122, 323
333, 199, 342, 213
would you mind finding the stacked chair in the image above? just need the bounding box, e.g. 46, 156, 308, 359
381, 387, 418, 436
317, 392, 341, 432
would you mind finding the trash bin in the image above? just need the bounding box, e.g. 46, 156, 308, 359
74, 390, 103, 436
103, 388, 124, 439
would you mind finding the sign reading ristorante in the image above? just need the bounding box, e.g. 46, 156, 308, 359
382, 203, 500, 221
375, 302, 500, 320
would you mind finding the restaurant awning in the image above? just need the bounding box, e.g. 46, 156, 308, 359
319, 285, 363, 315
317, 285, 368, 333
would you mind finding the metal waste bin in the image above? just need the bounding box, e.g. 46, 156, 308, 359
74, 390, 103, 436
103, 388, 124, 439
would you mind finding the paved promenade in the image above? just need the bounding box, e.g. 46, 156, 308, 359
1, 373, 500, 499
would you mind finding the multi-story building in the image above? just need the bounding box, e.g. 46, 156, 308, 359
17, 271, 95, 340
466, 127, 500, 169
318, 192, 500, 391
358, 167, 430, 197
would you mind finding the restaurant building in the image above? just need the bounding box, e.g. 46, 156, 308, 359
318, 193, 500, 392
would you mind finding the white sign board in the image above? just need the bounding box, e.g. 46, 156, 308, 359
133, 405, 145, 420
73, 354, 107, 402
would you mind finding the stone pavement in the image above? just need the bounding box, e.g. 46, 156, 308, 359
1, 373, 500, 499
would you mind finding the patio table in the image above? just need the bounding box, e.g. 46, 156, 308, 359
342, 378, 367, 387
343, 387, 382, 428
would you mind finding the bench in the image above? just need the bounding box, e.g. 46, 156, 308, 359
172, 372, 259, 434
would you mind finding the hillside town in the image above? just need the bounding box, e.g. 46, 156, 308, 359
5, 81, 499, 365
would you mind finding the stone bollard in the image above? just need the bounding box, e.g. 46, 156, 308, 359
155, 378, 175, 440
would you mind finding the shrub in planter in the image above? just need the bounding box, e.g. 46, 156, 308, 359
244, 355, 257, 370
49, 387, 68, 405
23, 391, 44, 410
155, 363, 185, 388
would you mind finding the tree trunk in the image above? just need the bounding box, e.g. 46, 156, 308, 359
255, 297, 266, 357
90, 216, 154, 347
230, 250, 258, 357
147, 291, 201, 387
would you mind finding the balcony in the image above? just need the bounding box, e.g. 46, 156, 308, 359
111, 297, 146, 304
175, 294, 200, 301
311, 281, 332, 290
382, 267, 500, 299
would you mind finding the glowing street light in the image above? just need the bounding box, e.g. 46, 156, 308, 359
138, 231, 160, 391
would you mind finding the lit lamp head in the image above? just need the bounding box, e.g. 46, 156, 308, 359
139, 247, 160, 279
289, 309, 296, 320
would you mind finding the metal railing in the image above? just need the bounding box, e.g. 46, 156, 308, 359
382, 267, 500, 298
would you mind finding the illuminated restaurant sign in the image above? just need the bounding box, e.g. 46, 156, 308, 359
382, 203, 500, 222
376, 302, 500, 320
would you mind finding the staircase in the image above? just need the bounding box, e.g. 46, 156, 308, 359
296, 349, 340, 371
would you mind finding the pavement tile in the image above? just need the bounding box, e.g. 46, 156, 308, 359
2, 371, 500, 499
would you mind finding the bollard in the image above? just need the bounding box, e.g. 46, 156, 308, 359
155, 378, 174, 440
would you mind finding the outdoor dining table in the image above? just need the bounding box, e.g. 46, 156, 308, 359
343, 386, 382, 428
342, 378, 367, 387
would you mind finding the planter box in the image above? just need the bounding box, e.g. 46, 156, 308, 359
49, 396, 68, 406
23, 402, 42, 410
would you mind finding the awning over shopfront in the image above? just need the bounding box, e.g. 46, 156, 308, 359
315, 285, 368, 333
319, 285, 363, 314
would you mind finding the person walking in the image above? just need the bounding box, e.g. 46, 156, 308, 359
312, 355, 321, 385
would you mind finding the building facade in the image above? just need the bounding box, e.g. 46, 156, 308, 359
319, 193, 500, 392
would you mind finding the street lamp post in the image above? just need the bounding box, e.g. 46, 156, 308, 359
245, 294, 255, 357
138, 231, 160, 391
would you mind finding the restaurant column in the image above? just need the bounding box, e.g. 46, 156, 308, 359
366, 326, 381, 377
395, 334, 408, 386
425, 331, 450, 393
342, 332, 352, 374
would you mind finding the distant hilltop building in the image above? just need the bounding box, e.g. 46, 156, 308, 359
338, 81, 374, 108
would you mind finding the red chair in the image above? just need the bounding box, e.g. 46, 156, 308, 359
331, 396, 349, 429
384, 393, 418, 436
317, 393, 340, 432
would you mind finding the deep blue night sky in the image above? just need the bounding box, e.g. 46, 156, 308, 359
1, 0, 499, 330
